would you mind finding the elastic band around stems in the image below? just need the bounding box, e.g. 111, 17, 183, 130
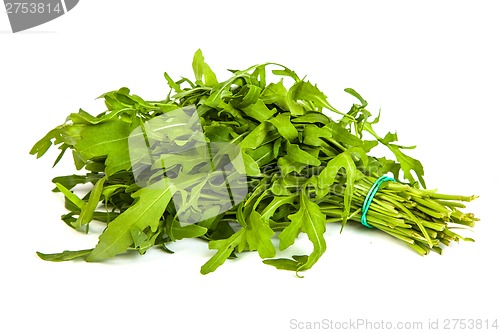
361, 175, 396, 228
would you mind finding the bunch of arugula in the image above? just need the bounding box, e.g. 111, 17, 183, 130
31, 50, 478, 275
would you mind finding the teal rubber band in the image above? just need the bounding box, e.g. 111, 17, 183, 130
361, 175, 396, 228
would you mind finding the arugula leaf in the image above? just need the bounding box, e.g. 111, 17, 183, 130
278, 191, 327, 272
164, 72, 182, 93
286, 82, 306, 116
231, 84, 262, 108
30, 128, 63, 158
302, 124, 332, 146
318, 148, 367, 228
344, 88, 368, 108
242, 211, 276, 258
75, 120, 132, 176
246, 143, 275, 168
295, 194, 326, 272
130, 227, 159, 255
364, 123, 426, 187
277, 155, 307, 175
291, 112, 330, 125
201, 211, 275, 274
172, 223, 208, 240
263, 255, 308, 273
288, 81, 350, 119
192, 49, 218, 87
52, 173, 102, 192
268, 113, 298, 142
286, 142, 321, 166
73, 176, 107, 230
86, 179, 172, 261
261, 81, 289, 111
387, 145, 426, 188
260, 195, 297, 220
200, 228, 245, 274
239, 122, 274, 149
55, 183, 85, 210
37, 249, 93, 262
241, 100, 276, 122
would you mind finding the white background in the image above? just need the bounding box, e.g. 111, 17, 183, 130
1, 1, 499, 332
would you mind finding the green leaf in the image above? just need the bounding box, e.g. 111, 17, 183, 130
72, 150, 87, 170
201, 228, 245, 274
291, 112, 331, 125
52, 174, 101, 192
203, 64, 218, 87
192, 49, 218, 87
52, 144, 69, 167
387, 145, 426, 188
286, 82, 306, 116
271, 68, 299, 81
239, 122, 273, 150
375, 157, 401, 179
277, 155, 307, 175
263, 258, 302, 271
278, 194, 301, 250
130, 227, 149, 248
55, 183, 85, 210
326, 122, 364, 148
75, 121, 132, 176
344, 88, 368, 108
263, 255, 308, 272
279, 191, 327, 271
246, 143, 275, 167
296, 196, 326, 271
291, 81, 328, 108
381, 131, 399, 145
30, 125, 82, 159
251, 65, 267, 89
286, 142, 321, 166
288, 80, 347, 118
86, 179, 173, 261
364, 123, 426, 187
260, 195, 296, 220
231, 84, 262, 108
130, 227, 159, 255
115, 91, 138, 107
37, 249, 93, 262
241, 100, 276, 122
303, 124, 332, 146
268, 113, 298, 142
193, 49, 204, 83
102, 184, 129, 202
204, 123, 236, 142
270, 181, 293, 196
172, 224, 208, 240
164, 72, 182, 93
261, 81, 289, 111
151, 152, 207, 174
318, 148, 367, 228
68, 109, 99, 124
30, 127, 60, 158
73, 176, 107, 229
242, 152, 262, 176
243, 211, 276, 258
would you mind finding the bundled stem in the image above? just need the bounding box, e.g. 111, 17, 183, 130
318, 177, 478, 255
